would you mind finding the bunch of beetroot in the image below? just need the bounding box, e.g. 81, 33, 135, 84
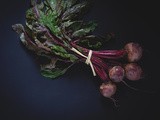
12, 0, 144, 101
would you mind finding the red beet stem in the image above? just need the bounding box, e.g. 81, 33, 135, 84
71, 42, 126, 59
80, 57, 108, 71
93, 50, 126, 59
91, 56, 108, 70
94, 65, 109, 81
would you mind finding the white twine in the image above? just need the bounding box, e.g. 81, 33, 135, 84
71, 47, 96, 76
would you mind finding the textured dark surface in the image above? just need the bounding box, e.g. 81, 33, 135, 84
0, 0, 160, 120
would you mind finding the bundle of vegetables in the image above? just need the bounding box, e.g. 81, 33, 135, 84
12, 0, 143, 101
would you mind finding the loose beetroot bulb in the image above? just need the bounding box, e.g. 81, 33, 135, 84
124, 42, 142, 62
109, 66, 125, 82
100, 82, 117, 98
125, 63, 143, 81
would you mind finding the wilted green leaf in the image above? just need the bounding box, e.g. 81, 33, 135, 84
66, 21, 82, 31
41, 68, 67, 79
51, 45, 78, 62
12, 24, 24, 34
66, 0, 78, 8
62, 2, 87, 20
51, 45, 67, 53
72, 21, 97, 37
41, 59, 74, 79
39, 10, 61, 36
80, 39, 102, 49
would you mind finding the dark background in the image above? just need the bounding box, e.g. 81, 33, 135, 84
0, 0, 160, 120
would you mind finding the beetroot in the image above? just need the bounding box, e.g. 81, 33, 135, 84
12, 0, 146, 105
125, 42, 142, 62
100, 82, 117, 98
125, 63, 143, 81
109, 66, 125, 82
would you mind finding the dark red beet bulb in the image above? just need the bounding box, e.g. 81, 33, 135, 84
125, 42, 142, 62
109, 66, 125, 82
100, 82, 117, 98
125, 63, 143, 81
